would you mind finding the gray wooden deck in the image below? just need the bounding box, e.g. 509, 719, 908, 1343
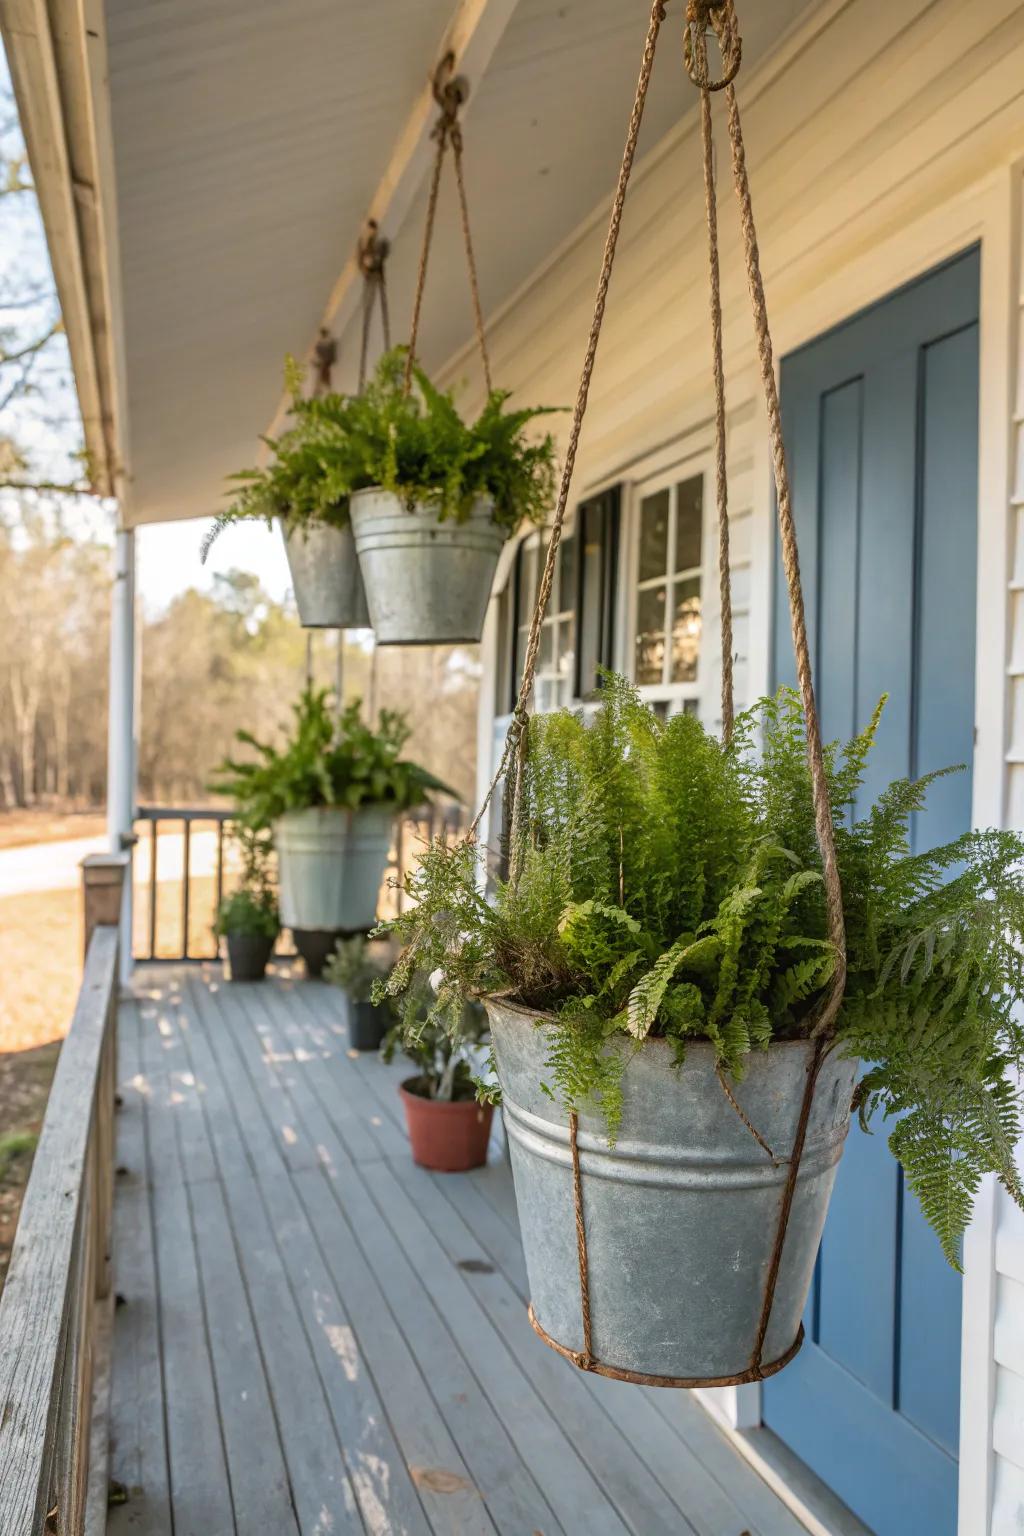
106, 965, 810, 1536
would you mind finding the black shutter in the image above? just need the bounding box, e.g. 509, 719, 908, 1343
574, 485, 621, 698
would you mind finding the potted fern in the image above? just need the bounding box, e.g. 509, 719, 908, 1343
378, 678, 1024, 1382
325, 935, 394, 1051
214, 825, 279, 981
345, 350, 558, 644
381, 975, 493, 1172
212, 688, 454, 976
202, 363, 370, 630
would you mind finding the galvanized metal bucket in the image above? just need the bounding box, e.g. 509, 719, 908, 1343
282, 519, 370, 629
274, 805, 393, 932
487, 997, 858, 1385
349, 488, 505, 645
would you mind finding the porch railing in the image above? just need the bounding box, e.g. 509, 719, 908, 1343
0, 912, 120, 1535
132, 801, 465, 962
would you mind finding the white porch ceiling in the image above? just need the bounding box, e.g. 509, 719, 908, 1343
7, 0, 816, 525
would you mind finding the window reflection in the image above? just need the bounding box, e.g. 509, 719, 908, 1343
635, 584, 666, 685
671, 578, 702, 682
635, 474, 704, 697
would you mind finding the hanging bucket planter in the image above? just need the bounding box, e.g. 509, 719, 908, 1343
349, 491, 503, 645
488, 1000, 856, 1383
282, 520, 370, 630
274, 805, 393, 934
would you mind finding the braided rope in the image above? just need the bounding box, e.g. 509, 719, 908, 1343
700, 88, 734, 745
475, 0, 667, 856
470, 0, 845, 1388
451, 124, 492, 395
403, 56, 492, 396
358, 221, 391, 393
721, 75, 847, 1037
403, 118, 450, 394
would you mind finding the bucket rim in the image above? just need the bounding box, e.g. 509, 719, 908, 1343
485, 993, 835, 1061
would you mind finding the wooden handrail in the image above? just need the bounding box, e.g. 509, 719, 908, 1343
0, 924, 120, 1536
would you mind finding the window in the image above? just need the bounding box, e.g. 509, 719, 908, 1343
633, 474, 704, 700
495, 487, 621, 718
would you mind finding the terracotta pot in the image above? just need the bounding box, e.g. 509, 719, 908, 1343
399, 1078, 494, 1173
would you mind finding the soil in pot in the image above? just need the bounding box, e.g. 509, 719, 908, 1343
399, 1078, 494, 1173
225, 931, 275, 982
348, 999, 391, 1053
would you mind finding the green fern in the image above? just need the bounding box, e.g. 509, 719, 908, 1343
202, 346, 560, 561
378, 676, 1024, 1264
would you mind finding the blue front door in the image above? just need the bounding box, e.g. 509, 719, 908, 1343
765, 248, 980, 1536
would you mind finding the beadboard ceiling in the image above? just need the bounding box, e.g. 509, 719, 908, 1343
78, 0, 814, 523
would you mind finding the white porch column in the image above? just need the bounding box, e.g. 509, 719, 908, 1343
106, 526, 137, 983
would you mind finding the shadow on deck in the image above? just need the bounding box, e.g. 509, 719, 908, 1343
107, 966, 811, 1536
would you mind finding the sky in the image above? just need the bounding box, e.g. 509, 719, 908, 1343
0, 50, 290, 618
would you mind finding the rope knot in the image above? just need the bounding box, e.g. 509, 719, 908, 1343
431, 53, 468, 138
684, 0, 742, 91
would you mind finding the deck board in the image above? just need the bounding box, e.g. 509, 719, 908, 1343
107, 967, 812, 1536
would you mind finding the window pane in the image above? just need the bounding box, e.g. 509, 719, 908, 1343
670, 576, 702, 682
675, 476, 703, 572
635, 584, 666, 685
638, 490, 670, 582
558, 615, 576, 702
539, 618, 555, 669
516, 539, 538, 624
515, 626, 529, 693
558, 534, 576, 615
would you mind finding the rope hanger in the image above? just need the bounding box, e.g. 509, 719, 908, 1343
468, 0, 850, 1388
404, 53, 492, 397
357, 220, 392, 394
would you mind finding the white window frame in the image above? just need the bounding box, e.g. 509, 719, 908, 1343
623, 458, 712, 718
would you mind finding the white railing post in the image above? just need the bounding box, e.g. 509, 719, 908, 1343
107, 527, 137, 983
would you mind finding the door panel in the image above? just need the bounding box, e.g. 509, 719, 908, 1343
764, 248, 979, 1536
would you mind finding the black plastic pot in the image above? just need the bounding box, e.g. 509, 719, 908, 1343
293, 928, 347, 978
348, 999, 391, 1053
225, 930, 275, 982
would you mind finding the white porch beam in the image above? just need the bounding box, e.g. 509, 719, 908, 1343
106, 528, 137, 982
265, 0, 522, 440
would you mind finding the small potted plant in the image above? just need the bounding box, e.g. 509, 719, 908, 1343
377, 677, 1024, 1382
325, 935, 394, 1052
212, 688, 454, 976
201, 362, 369, 630
382, 975, 493, 1172
214, 826, 279, 981
344, 350, 559, 644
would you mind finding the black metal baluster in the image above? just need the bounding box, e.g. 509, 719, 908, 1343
182, 818, 191, 961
